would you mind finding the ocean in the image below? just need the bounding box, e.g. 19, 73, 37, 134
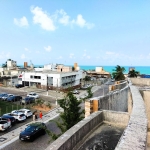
79, 66, 150, 75
21, 64, 150, 75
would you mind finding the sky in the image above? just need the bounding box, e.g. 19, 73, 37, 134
1, 0, 150, 67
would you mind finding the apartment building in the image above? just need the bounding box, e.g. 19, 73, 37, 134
18, 70, 83, 89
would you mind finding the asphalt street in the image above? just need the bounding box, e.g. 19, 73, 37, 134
0, 79, 113, 149
1, 117, 61, 150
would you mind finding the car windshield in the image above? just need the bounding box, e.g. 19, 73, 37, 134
25, 126, 36, 132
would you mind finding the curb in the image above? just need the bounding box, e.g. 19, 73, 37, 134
0, 108, 62, 149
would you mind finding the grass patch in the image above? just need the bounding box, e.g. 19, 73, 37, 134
0, 101, 24, 116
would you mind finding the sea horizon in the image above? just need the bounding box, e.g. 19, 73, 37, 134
18, 64, 150, 75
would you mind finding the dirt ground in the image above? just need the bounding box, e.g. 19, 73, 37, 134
31, 104, 55, 115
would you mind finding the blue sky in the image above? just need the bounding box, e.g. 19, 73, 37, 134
1, 0, 150, 66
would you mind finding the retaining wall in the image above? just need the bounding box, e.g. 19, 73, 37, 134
130, 78, 150, 86
46, 111, 103, 150
103, 110, 129, 127
114, 80, 128, 90
115, 80, 148, 150
90, 85, 129, 112
46, 110, 129, 150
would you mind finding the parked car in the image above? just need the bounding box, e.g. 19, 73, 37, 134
20, 96, 35, 105
7, 95, 22, 102
111, 79, 115, 82
4, 112, 26, 122
2, 94, 14, 101
81, 85, 88, 89
0, 120, 9, 131
72, 89, 79, 94
1, 115, 16, 125
0, 117, 11, 128
27, 92, 39, 99
86, 84, 92, 88
15, 84, 24, 88
12, 109, 32, 118
19, 122, 46, 141
0, 93, 7, 100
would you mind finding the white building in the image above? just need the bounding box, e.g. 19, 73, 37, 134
18, 70, 83, 89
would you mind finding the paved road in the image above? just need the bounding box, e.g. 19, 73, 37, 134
0, 79, 112, 149
1, 117, 61, 150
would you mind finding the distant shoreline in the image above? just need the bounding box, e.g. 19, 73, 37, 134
17, 65, 150, 75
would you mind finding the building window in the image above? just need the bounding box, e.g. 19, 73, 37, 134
34, 76, 41, 79
30, 75, 33, 79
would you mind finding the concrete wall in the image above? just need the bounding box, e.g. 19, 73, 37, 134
96, 85, 128, 112
141, 91, 150, 129
46, 110, 129, 150
115, 80, 148, 150
114, 81, 128, 90
46, 111, 103, 150
103, 110, 129, 127
130, 78, 150, 86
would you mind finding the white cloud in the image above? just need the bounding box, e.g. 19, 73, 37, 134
21, 54, 26, 59
69, 53, 75, 59
106, 51, 115, 55
57, 56, 63, 59
31, 6, 56, 31
14, 16, 29, 27
44, 46, 52, 52
58, 9, 70, 26
87, 55, 91, 59
24, 48, 31, 53
24, 48, 29, 51
73, 14, 95, 29
0, 52, 11, 60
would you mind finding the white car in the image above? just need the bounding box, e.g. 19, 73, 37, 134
5, 112, 26, 122
72, 89, 79, 94
0, 120, 9, 131
27, 92, 39, 99
17, 109, 33, 118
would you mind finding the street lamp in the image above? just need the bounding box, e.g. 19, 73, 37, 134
103, 79, 104, 96
47, 75, 48, 96
55, 78, 58, 106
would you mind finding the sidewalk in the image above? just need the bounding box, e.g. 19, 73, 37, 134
0, 107, 63, 149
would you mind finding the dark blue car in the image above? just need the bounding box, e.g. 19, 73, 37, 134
7, 95, 22, 102
2, 115, 16, 125
0, 93, 7, 100
20, 96, 35, 105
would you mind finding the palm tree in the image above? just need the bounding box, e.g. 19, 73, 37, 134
128, 69, 139, 78
112, 65, 126, 81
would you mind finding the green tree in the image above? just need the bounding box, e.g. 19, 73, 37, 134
46, 91, 84, 141
2, 61, 7, 68
112, 65, 125, 81
84, 76, 91, 81
86, 87, 93, 98
128, 69, 139, 78
58, 92, 84, 130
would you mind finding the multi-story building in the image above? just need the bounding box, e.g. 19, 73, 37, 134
18, 70, 83, 89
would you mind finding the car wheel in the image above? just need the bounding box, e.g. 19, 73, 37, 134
30, 136, 34, 142
42, 130, 46, 135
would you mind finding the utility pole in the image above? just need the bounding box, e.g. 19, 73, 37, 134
24, 72, 25, 87
103, 79, 104, 96
56, 78, 58, 105
47, 75, 48, 96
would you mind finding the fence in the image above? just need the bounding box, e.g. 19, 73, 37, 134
0, 101, 35, 116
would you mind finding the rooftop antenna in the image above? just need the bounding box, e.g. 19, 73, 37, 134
30, 60, 34, 68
